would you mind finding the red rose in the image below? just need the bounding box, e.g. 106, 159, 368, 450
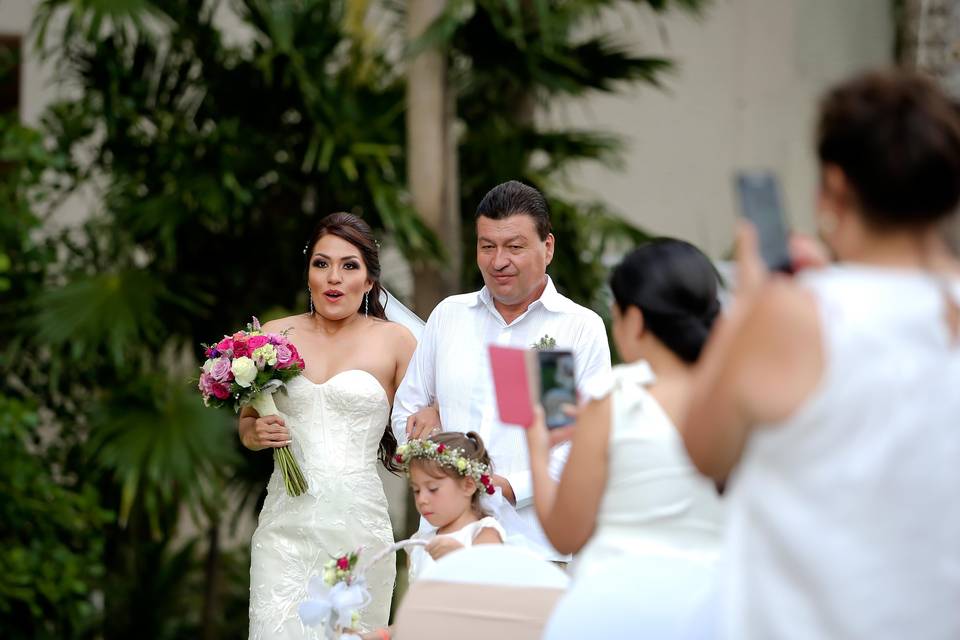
232, 340, 250, 358
437, 443, 446, 453
211, 382, 231, 400
486, 485, 495, 495
337, 557, 350, 570
480, 474, 490, 485
394, 454, 403, 463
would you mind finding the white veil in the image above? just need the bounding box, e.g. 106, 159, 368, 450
379, 288, 426, 340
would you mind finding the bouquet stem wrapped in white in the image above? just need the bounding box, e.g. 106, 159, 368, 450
198, 317, 308, 497
249, 387, 308, 497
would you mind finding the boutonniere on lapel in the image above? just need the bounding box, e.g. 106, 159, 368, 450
532, 334, 557, 350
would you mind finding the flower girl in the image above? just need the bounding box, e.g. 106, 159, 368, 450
399, 431, 506, 580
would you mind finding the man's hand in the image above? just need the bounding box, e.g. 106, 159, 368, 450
425, 535, 464, 561
406, 405, 442, 440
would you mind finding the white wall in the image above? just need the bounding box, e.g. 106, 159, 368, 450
548, 0, 894, 257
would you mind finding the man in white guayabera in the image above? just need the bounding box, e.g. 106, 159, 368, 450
391, 180, 612, 561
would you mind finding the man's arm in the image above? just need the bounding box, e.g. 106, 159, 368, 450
574, 312, 613, 399
390, 307, 440, 443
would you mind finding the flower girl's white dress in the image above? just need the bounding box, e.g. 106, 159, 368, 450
248, 371, 396, 639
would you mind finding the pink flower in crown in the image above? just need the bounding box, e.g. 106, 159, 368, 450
275, 344, 294, 367
210, 356, 233, 382
248, 335, 269, 351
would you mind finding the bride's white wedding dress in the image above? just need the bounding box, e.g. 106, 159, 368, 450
249, 371, 396, 639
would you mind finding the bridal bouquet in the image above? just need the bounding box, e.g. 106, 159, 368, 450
198, 317, 308, 496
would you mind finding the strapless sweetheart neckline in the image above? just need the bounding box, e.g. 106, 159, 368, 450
293, 369, 389, 406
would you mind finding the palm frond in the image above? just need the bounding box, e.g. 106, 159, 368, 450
87, 375, 239, 534
33, 267, 198, 367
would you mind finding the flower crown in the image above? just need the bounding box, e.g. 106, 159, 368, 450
394, 439, 496, 495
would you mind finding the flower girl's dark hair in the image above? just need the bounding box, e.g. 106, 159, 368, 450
417, 431, 493, 517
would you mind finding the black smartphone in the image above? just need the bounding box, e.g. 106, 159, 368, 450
537, 350, 577, 429
734, 171, 792, 272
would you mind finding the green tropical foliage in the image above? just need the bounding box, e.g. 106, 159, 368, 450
0, 0, 704, 636
432, 0, 704, 308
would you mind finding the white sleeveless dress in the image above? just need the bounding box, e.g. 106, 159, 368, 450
719, 267, 960, 639
543, 361, 724, 639
248, 371, 396, 639
407, 516, 507, 583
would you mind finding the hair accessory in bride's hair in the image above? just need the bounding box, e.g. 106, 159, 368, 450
303, 243, 309, 256
394, 439, 496, 495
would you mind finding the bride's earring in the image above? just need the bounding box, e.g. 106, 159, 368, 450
308, 288, 314, 314
364, 291, 369, 317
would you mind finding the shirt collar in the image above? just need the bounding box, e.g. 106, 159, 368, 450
470, 275, 568, 315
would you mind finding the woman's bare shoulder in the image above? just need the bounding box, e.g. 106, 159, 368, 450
260, 314, 308, 335
369, 317, 415, 341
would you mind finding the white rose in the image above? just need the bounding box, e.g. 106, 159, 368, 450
231, 356, 257, 388
202, 358, 215, 374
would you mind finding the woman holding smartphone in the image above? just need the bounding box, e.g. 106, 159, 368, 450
685, 70, 960, 639
525, 238, 725, 638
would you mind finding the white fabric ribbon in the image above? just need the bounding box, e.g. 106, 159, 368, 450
297, 576, 372, 637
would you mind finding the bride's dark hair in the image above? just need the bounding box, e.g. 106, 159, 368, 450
305, 212, 387, 320
304, 212, 399, 472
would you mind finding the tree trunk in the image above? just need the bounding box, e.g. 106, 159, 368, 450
407, 0, 461, 318
899, 0, 960, 253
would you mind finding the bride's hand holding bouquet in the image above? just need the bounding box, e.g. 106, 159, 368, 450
198, 317, 309, 496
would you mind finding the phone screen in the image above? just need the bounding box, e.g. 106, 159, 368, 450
735, 171, 792, 272
538, 350, 576, 429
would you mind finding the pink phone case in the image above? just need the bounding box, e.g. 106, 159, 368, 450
488, 345, 538, 428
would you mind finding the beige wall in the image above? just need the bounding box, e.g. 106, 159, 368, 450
549, 0, 894, 257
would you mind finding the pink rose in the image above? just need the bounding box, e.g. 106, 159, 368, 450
199, 373, 217, 397
287, 344, 302, 364
248, 335, 268, 350
337, 557, 350, 570
210, 357, 233, 382
216, 337, 234, 353
275, 344, 293, 367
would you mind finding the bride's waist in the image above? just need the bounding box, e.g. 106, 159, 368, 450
283, 463, 384, 478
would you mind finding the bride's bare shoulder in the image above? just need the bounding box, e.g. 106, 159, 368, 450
371, 317, 415, 340
371, 319, 417, 357
260, 314, 308, 335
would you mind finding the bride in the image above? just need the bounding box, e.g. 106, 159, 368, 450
239, 213, 417, 639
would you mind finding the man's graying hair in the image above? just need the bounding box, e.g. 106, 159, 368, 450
475, 180, 552, 241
